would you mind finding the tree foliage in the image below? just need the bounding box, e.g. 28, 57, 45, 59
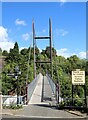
1, 42, 88, 105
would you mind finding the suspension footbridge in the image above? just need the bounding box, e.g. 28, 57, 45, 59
1, 19, 87, 119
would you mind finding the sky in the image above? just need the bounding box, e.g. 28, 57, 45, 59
0, 2, 86, 58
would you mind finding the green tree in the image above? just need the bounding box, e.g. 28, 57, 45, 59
6, 42, 20, 63
41, 46, 56, 58
2, 50, 8, 56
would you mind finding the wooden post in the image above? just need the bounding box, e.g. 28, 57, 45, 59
84, 85, 86, 105
72, 85, 74, 106
87, 96, 88, 115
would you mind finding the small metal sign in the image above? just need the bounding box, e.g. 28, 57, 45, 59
72, 69, 85, 85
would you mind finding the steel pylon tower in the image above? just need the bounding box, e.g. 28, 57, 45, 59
32, 18, 52, 78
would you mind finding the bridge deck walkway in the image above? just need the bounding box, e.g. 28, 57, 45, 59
28, 73, 43, 104
43, 76, 57, 106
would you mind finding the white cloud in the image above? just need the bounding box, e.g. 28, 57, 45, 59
22, 33, 30, 41
57, 48, 86, 59
61, 31, 69, 36
58, 0, 86, 6
57, 48, 71, 58
42, 29, 46, 33
78, 52, 86, 59
15, 19, 26, 26
54, 29, 69, 37
19, 47, 28, 51
59, 0, 66, 4
0, 42, 14, 52
0, 26, 8, 42
22, 32, 33, 41
59, 0, 67, 6
58, 48, 68, 53
60, 0, 66, 2
0, 26, 14, 52
35, 29, 47, 36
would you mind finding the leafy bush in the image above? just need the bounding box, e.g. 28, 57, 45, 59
3, 103, 23, 109
59, 101, 65, 108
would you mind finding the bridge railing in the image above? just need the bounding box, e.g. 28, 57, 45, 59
46, 74, 56, 95
27, 73, 41, 101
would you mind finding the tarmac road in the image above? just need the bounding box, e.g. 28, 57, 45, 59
2, 114, 87, 120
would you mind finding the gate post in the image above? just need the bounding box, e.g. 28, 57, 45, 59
72, 85, 74, 106
87, 96, 88, 115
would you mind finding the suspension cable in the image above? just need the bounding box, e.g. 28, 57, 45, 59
26, 38, 32, 82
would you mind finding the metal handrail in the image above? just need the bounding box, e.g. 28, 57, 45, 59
46, 74, 56, 94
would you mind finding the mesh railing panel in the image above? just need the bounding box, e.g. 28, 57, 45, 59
46, 74, 56, 94
27, 73, 41, 101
